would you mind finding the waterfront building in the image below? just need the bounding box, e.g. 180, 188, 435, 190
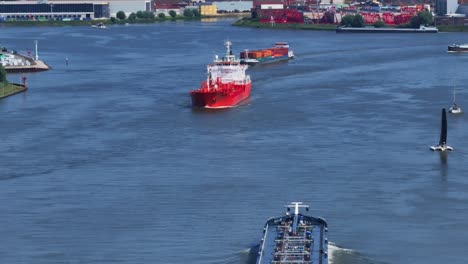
0, 1, 110, 20
212, 1, 253, 12
0, 0, 152, 20
200, 4, 217, 15
435, 0, 459, 16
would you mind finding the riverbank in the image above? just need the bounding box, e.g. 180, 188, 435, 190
233, 18, 339, 31
436, 25, 468, 32
0, 13, 249, 27
233, 18, 468, 32
0, 83, 27, 99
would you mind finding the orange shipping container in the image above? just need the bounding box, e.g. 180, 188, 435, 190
262, 50, 272, 57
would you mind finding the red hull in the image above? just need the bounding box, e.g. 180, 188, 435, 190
190, 81, 251, 108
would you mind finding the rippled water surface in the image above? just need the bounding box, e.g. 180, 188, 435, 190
1, 20, 468, 264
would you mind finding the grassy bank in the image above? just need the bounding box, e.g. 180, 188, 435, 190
437, 25, 468, 32
0, 83, 27, 99
233, 18, 337, 31
234, 18, 468, 32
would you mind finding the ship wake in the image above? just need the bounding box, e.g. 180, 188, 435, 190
329, 242, 383, 264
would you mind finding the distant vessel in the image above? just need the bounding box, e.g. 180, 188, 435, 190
240, 42, 294, 66
449, 89, 462, 114
92, 22, 107, 29
448, 44, 468, 52
430, 108, 453, 151
256, 202, 328, 264
190, 41, 251, 108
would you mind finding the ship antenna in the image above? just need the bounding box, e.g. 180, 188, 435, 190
34, 40, 39, 61
206, 67, 210, 90
224, 40, 232, 60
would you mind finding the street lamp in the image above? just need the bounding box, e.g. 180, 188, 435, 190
50, 4, 54, 20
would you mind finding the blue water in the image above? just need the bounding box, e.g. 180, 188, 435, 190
1, 19, 468, 264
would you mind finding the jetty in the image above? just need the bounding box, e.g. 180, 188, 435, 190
336, 25, 438, 33
1, 41, 50, 73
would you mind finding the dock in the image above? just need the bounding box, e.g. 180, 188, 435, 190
336, 25, 439, 33
1, 40, 50, 73
1, 51, 50, 73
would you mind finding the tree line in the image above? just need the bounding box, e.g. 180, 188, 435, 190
112, 9, 200, 23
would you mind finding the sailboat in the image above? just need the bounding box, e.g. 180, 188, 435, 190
449, 88, 462, 114
430, 108, 453, 151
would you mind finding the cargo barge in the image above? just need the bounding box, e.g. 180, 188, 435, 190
190, 41, 251, 108
240, 42, 294, 66
256, 202, 328, 264
448, 44, 468, 52
336, 25, 438, 33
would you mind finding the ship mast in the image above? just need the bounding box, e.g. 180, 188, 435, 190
224, 40, 235, 63
285, 202, 309, 234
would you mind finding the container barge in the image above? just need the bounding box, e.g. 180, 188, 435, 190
240, 42, 294, 66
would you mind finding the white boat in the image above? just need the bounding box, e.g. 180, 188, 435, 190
449, 105, 462, 114
92, 22, 107, 29
448, 88, 462, 114
430, 108, 453, 151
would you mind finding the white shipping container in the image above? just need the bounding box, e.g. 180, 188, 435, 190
260, 4, 283, 9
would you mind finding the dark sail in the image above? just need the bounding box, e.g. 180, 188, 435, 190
439, 108, 447, 146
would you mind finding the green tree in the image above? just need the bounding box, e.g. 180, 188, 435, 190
169, 10, 177, 18
410, 11, 433, 28
251, 9, 258, 19
116, 11, 126, 20
136, 11, 144, 19
373, 20, 385, 28
192, 9, 200, 17
0, 64, 7, 84
158, 13, 166, 19
128, 12, 137, 22
410, 16, 421, 28
110, 17, 117, 23
417, 11, 433, 26
183, 8, 194, 17
351, 14, 365, 27
341, 14, 354, 26
146, 11, 156, 19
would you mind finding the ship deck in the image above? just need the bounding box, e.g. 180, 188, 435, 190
257, 215, 327, 264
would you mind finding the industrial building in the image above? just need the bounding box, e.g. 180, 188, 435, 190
0, 0, 152, 20
0, 1, 109, 20
212, 1, 252, 12
435, 0, 460, 15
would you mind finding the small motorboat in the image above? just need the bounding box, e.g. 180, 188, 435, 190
430, 108, 453, 151
92, 22, 107, 29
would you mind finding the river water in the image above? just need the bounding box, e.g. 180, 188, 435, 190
1, 19, 468, 264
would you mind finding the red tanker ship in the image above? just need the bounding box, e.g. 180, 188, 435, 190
190, 41, 251, 108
